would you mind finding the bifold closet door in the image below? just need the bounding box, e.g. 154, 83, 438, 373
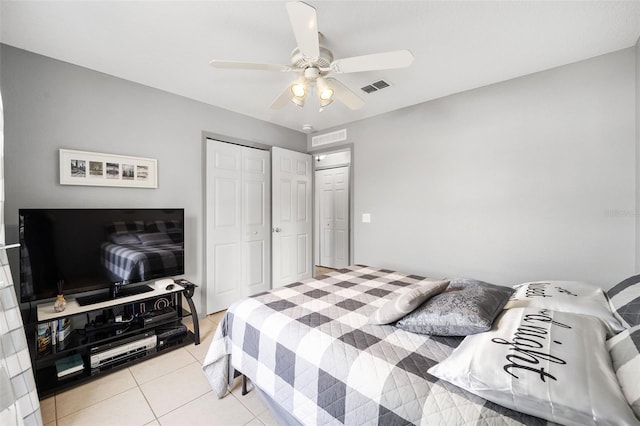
205, 140, 270, 314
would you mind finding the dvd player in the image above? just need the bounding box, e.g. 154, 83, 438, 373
90, 332, 156, 373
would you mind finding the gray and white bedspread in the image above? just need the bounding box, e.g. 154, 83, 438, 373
202, 265, 548, 425
100, 242, 183, 282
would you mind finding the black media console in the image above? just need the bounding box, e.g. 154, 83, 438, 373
30, 280, 200, 397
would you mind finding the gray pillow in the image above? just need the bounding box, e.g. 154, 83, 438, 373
395, 278, 514, 336
369, 280, 449, 325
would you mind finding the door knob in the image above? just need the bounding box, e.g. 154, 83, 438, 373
273, 227, 282, 233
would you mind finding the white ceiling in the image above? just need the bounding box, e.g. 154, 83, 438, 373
1, 1, 639, 133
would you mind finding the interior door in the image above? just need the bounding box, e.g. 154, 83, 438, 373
272, 147, 312, 287
205, 140, 270, 314
317, 166, 350, 268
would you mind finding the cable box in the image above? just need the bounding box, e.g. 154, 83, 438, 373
143, 306, 177, 327
156, 324, 188, 349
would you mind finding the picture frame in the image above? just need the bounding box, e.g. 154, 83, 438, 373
59, 149, 158, 188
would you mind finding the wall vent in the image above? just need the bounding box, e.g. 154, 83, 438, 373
361, 80, 391, 94
311, 129, 347, 147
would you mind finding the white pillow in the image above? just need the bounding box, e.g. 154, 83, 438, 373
109, 233, 141, 245
137, 232, 173, 246
607, 324, 640, 419
428, 307, 639, 426
368, 280, 449, 325
504, 281, 624, 335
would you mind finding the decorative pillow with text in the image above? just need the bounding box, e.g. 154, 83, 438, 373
428, 307, 639, 426
504, 280, 624, 335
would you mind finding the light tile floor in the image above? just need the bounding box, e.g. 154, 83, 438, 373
39, 310, 279, 426
40, 268, 335, 426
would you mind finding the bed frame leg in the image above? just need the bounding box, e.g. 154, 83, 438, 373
241, 374, 249, 396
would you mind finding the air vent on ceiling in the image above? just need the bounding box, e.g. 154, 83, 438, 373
361, 80, 391, 94
311, 129, 347, 147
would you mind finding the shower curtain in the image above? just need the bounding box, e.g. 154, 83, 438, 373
0, 93, 42, 425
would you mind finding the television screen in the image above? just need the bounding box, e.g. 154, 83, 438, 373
19, 208, 184, 304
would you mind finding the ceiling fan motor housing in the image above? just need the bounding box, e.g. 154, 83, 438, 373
291, 45, 333, 69
304, 67, 320, 79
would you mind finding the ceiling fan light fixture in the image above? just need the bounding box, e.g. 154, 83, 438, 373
291, 82, 306, 98
319, 97, 333, 108
320, 88, 333, 100
291, 95, 306, 107
316, 77, 334, 101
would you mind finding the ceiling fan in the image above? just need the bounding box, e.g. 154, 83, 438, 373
209, 1, 414, 110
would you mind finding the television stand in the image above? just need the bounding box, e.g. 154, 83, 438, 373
31, 281, 199, 398
76, 284, 153, 306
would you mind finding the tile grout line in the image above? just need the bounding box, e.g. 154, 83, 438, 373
46, 316, 224, 426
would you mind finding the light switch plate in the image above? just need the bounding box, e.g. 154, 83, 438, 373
362, 213, 371, 223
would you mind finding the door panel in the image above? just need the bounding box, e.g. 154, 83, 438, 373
297, 234, 309, 275
297, 181, 308, 220
244, 240, 265, 287
272, 147, 312, 287
213, 243, 240, 293
279, 235, 294, 283
214, 151, 238, 170
244, 181, 264, 225
214, 178, 239, 227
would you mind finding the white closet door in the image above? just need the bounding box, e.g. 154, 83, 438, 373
272, 147, 312, 287
206, 140, 270, 314
318, 166, 349, 269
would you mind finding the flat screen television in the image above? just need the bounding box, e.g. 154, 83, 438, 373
19, 208, 184, 305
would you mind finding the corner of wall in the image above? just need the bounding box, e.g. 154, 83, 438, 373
634, 38, 640, 273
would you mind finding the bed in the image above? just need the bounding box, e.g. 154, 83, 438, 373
100, 240, 183, 282
101, 220, 184, 282
202, 265, 640, 425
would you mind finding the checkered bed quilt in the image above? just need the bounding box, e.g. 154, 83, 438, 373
202, 266, 549, 425
100, 242, 183, 282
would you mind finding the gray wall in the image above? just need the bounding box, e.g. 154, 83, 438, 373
0, 44, 307, 313
310, 48, 636, 289
636, 36, 640, 272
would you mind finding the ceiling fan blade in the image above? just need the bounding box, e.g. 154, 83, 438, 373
286, 1, 320, 61
209, 60, 293, 72
270, 85, 293, 109
326, 78, 364, 110
330, 50, 414, 74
